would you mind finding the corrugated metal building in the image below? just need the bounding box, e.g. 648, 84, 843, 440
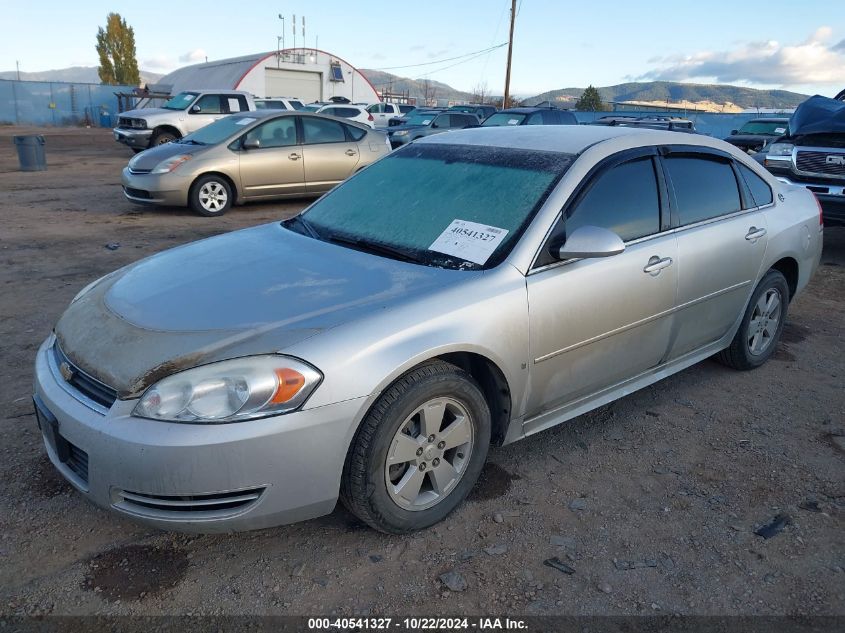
151, 50, 379, 104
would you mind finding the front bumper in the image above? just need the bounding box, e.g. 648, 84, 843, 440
113, 127, 153, 149
121, 167, 191, 207
768, 171, 845, 226
33, 337, 366, 532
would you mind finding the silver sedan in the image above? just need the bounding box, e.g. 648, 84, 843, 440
34, 126, 823, 533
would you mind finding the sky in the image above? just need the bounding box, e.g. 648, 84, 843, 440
2, 0, 845, 98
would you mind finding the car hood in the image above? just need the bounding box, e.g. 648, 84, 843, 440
790, 95, 845, 136
54, 223, 462, 398
389, 124, 427, 134
120, 107, 177, 120
128, 141, 206, 171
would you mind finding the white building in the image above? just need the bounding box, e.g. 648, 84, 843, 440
152, 50, 379, 104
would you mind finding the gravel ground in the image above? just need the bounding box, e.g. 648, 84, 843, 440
0, 127, 843, 618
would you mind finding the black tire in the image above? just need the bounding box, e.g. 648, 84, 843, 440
717, 270, 789, 370
131, 148, 144, 154
189, 175, 233, 217
341, 360, 491, 534
150, 130, 177, 146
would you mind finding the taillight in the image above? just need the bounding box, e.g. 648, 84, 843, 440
368, 113, 374, 121
813, 193, 823, 226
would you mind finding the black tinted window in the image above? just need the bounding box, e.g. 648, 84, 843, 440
303, 117, 347, 144
432, 114, 451, 128
344, 124, 366, 141
665, 156, 741, 224
566, 157, 661, 242
738, 163, 774, 206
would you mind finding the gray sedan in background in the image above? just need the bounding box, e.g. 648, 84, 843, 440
35, 126, 821, 534
387, 111, 480, 148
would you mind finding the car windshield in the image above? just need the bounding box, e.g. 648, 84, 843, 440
403, 112, 440, 125
301, 104, 322, 112
482, 112, 527, 127
162, 92, 198, 110
179, 115, 260, 145
738, 121, 789, 135
296, 143, 572, 270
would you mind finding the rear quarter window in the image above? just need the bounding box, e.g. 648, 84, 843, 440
664, 156, 741, 225
737, 163, 774, 207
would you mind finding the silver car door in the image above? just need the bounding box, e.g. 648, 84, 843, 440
661, 151, 769, 359
525, 153, 678, 418
300, 116, 360, 193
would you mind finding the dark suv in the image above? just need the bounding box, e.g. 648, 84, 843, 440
481, 107, 577, 127
448, 104, 497, 121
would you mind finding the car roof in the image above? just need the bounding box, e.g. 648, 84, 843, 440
748, 117, 790, 122
416, 124, 709, 154
496, 107, 561, 114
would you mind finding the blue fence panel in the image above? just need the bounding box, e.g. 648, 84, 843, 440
0, 79, 134, 127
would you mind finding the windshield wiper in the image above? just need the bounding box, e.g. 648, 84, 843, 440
326, 233, 421, 263
179, 139, 205, 145
282, 214, 321, 239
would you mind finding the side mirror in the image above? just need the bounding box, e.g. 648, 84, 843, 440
555, 225, 625, 260
190, 104, 202, 113
242, 138, 260, 150
730, 129, 738, 135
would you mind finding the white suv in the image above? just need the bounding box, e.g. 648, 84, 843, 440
316, 104, 375, 128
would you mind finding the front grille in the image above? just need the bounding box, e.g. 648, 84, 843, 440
115, 487, 266, 519
65, 441, 89, 483
53, 343, 118, 409
123, 186, 151, 198
118, 117, 145, 130
795, 150, 845, 178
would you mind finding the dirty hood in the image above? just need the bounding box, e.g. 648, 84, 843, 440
55, 223, 460, 398
120, 107, 174, 120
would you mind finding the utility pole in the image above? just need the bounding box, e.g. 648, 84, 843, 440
16, 60, 21, 81
503, 0, 516, 108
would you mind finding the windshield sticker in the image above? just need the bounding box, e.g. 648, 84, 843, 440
774, 127, 786, 134
429, 219, 509, 265
507, 119, 519, 125
235, 118, 255, 125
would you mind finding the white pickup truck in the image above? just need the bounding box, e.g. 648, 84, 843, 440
366, 103, 415, 128
113, 90, 256, 152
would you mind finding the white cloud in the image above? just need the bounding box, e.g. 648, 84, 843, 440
179, 49, 207, 63
642, 27, 845, 87
141, 55, 176, 71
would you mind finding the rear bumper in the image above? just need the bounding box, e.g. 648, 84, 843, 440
33, 337, 365, 532
113, 128, 153, 149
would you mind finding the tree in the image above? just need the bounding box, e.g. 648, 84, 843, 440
575, 85, 605, 111
96, 13, 141, 86
471, 81, 489, 105
421, 79, 437, 106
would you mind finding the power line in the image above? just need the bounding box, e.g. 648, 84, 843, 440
370, 43, 508, 71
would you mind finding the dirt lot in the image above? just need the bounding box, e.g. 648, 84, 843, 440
0, 126, 843, 618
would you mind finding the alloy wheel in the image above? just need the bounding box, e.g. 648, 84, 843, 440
198, 182, 228, 213
747, 288, 782, 355
384, 397, 474, 511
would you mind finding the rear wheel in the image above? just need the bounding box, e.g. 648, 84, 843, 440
341, 361, 491, 534
717, 270, 789, 370
189, 175, 233, 217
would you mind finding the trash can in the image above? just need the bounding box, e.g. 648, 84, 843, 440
13, 135, 47, 171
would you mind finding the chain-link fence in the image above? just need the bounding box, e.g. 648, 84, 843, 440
0, 79, 135, 127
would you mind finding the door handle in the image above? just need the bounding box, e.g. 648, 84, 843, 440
643, 256, 673, 275
288, 153, 301, 161
745, 227, 767, 242
345, 149, 358, 156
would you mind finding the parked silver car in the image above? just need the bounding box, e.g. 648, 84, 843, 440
34, 126, 823, 533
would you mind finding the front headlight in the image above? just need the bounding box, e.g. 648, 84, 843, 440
133, 355, 322, 423
135, 119, 147, 129
393, 130, 409, 137
766, 142, 794, 157
151, 154, 193, 174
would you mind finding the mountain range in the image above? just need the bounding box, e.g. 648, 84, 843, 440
0, 65, 811, 110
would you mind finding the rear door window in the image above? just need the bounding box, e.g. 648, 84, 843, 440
737, 163, 774, 207
302, 116, 347, 144
664, 156, 741, 225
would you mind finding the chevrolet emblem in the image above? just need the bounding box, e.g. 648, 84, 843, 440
59, 361, 74, 382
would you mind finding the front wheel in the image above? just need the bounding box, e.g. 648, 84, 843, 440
150, 130, 177, 146
189, 175, 233, 216
341, 361, 491, 534
717, 269, 789, 370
